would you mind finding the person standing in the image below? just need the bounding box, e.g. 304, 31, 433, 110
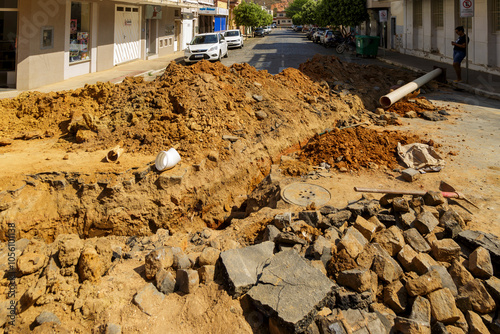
451, 26, 469, 83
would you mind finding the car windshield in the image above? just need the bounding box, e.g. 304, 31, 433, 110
191, 35, 218, 45
225, 31, 240, 37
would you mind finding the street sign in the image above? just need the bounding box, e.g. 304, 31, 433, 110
460, 0, 474, 18
379, 10, 388, 22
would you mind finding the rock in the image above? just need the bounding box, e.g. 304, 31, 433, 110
372, 254, 403, 283
430, 265, 458, 296
415, 211, 440, 235
404, 228, 431, 253
399, 210, 416, 229
176, 269, 199, 294
428, 288, 461, 324
198, 247, 220, 266
56, 234, 83, 268
424, 191, 446, 206
353, 216, 378, 241
412, 252, 439, 275
105, 323, 122, 334
299, 211, 321, 228
19, 277, 47, 312
393, 197, 410, 212
401, 168, 420, 182
397, 244, 418, 272
247, 249, 336, 333
145, 247, 174, 280
275, 232, 307, 246
173, 252, 191, 270
337, 227, 368, 259
219, 241, 275, 297
255, 110, 268, 119
253, 94, 263, 102
410, 296, 431, 324
469, 246, 493, 279
384, 280, 407, 313
455, 309, 469, 333
459, 279, 497, 314
445, 325, 466, 334
431, 322, 449, 334
455, 294, 473, 313
310, 260, 327, 276
484, 276, 500, 301
456, 230, 500, 267
17, 252, 47, 275
133, 283, 165, 316
448, 259, 475, 288
439, 210, 464, 238
405, 270, 443, 297
309, 236, 331, 260
326, 210, 352, 228
394, 316, 430, 334
78, 247, 104, 282
466, 310, 490, 334
337, 268, 372, 293
35, 311, 61, 326
432, 239, 461, 262
373, 225, 405, 257
155, 268, 176, 294
336, 289, 373, 310
198, 265, 215, 284
263, 225, 281, 242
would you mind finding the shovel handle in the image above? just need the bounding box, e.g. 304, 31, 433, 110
354, 187, 426, 196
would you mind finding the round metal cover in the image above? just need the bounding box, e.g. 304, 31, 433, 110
281, 183, 331, 207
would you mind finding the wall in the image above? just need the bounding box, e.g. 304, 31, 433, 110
16, 0, 67, 90
158, 6, 176, 57
96, 2, 115, 72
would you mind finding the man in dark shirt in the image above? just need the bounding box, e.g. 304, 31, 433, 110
451, 26, 469, 82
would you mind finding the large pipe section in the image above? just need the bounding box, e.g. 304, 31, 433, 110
379, 68, 443, 108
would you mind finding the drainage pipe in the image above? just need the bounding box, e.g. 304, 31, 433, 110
379, 68, 442, 108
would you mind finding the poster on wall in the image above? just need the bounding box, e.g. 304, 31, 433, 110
70, 19, 77, 34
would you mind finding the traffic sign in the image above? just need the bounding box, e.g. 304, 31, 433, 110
460, 0, 474, 18
379, 10, 388, 22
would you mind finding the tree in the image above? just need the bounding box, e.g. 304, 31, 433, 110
316, 0, 368, 28
285, 0, 309, 22
300, 0, 318, 25
233, 2, 273, 34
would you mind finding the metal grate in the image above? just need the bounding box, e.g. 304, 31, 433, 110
432, 0, 444, 27
413, 0, 423, 27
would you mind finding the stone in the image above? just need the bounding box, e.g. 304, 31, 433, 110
16, 252, 47, 275
57, 234, 83, 267
412, 252, 439, 275
337, 227, 368, 259
337, 268, 372, 293
432, 239, 461, 262
145, 247, 174, 280
372, 226, 405, 257
219, 241, 275, 297
429, 265, 458, 296
372, 254, 403, 283
198, 265, 215, 284
455, 309, 469, 333
415, 211, 440, 235
393, 317, 430, 334
327, 210, 352, 228
247, 249, 336, 333
176, 269, 199, 294
469, 246, 493, 279
392, 197, 410, 213
439, 210, 464, 238
336, 289, 373, 311
255, 110, 268, 119
155, 268, 176, 294
133, 283, 165, 316
410, 296, 431, 324
275, 232, 307, 246
466, 310, 489, 334
404, 228, 431, 253
405, 270, 443, 297
445, 325, 466, 334
399, 210, 416, 229
459, 279, 497, 314
397, 244, 418, 272
198, 247, 220, 266
448, 259, 474, 288
263, 225, 281, 242
455, 295, 473, 313
105, 323, 122, 334
431, 322, 449, 334
310, 260, 327, 276
19, 277, 47, 312
299, 211, 321, 228
428, 288, 461, 324
35, 311, 61, 325
484, 276, 500, 301
173, 252, 191, 270
456, 230, 500, 267
401, 168, 420, 182
424, 191, 446, 206
310, 235, 332, 260
353, 216, 378, 241
253, 94, 264, 102
383, 280, 407, 313
78, 247, 104, 282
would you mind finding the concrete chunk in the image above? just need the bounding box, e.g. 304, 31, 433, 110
404, 228, 431, 253
220, 241, 275, 297
469, 246, 493, 279
397, 244, 418, 272
412, 252, 439, 275
353, 216, 378, 242
372, 225, 405, 257
383, 280, 407, 313
415, 211, 439, 235
448, 259, 474, 288
459, 279, 497, 314
372, 254, 403, 283
337, 268, 372, 293
247, 249, 336, 333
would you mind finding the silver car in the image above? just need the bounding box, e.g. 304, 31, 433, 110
224, 30, 244, 48
184, 33, 228, 64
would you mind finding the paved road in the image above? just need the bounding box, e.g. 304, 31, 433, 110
220, 28, 395, 74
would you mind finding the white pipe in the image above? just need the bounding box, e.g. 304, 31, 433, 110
379, 68, 442, 108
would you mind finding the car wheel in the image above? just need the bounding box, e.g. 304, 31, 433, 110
336, 44, 345, 54
218, 51, 222, 61
224, 49, 228, 58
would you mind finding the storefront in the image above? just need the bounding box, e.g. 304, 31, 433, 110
214, 8, 228, 32
198, 7, 215, 33
0, 0, 18, 88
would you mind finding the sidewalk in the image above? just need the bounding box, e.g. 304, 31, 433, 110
377, 49, 500, 101
0, 51, 185, 99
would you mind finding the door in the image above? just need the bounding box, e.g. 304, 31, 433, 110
182, 19, 193, 50
174, 21, 181, 52
146, 19, 157, 56
114, 5, 140, 65
0, 10, 17, 88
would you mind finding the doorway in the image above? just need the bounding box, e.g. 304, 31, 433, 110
146, 19, 158, 57
0, 10, 17, 88
114, 5, 140, 65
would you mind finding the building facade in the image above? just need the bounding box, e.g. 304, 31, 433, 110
0, 0, 226, 90
364, 0, 500, 75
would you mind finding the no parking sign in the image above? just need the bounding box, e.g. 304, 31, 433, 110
460, 0, 474, 17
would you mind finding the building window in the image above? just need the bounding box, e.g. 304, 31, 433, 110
493, 0, 500, 31
432, 0, 444, 27
69, 2, 91, 63
413, 0, 422, 27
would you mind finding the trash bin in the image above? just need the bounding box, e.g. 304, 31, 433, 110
355, 35, 380, 57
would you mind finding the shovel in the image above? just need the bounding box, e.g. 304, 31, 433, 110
354, 181, 478, 209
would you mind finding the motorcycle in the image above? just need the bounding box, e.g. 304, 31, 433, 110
335, 34, 356, 54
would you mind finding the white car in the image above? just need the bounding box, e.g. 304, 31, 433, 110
264, 26, 272, 34
184, 32, 228, 64
224, 30, 244, 48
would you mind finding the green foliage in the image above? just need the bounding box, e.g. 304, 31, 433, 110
300, 0, 318, 25
234, 1, 273, 29
317, 0, 368, 27
285, 0, 309, 21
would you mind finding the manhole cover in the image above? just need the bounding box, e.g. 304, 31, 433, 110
281, 183, 331, 207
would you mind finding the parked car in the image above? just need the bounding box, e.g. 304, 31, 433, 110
271, 23, 277, 28
293, 25, 303, 32
320, 30, 332, 45
263, 26, 272, 34
224, 29, 244, 48
184, 32, 228, 64
254, 28, 265, 37
312, 28, 327, 43
307, 27, 318, 40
